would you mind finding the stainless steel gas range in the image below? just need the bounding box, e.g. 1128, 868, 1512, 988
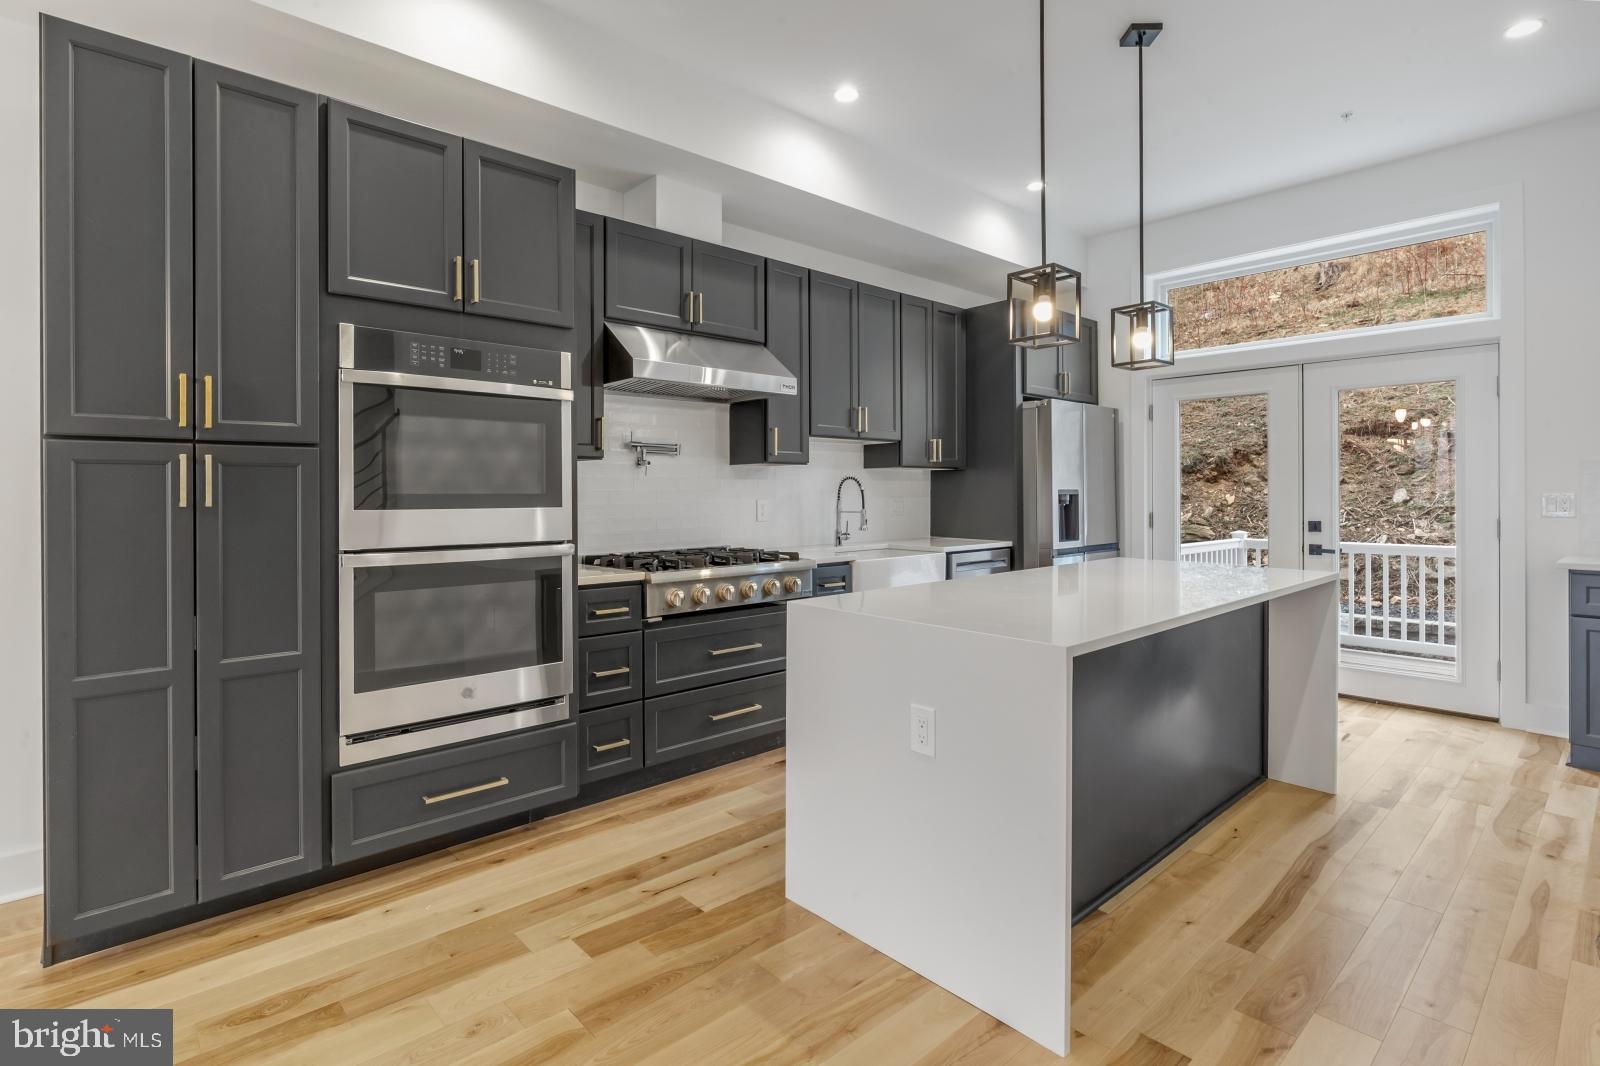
581, 547, 815, 617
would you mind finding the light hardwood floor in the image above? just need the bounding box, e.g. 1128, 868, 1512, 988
0, 699, 1596, 1064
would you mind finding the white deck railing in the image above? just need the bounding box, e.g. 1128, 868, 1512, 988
1180, 534, 1457, 661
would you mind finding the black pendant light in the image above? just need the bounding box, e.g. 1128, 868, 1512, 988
1109, 22, 1175, 370
1007, 0, 1082, 349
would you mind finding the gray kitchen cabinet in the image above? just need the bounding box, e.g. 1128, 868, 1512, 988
645, 674, 786, 766
44, 440, 196, 942
643, 607, 788, 697
604, 219, 693, 330
326, 102, 464, 310
604, 219, 764, 341
1022, 317, 1098, 405
867, 296, 963, 470
194, 63, 319, 444
578, 702, 645, 783
42, 18, 192, 440
808, 274, 901, 442
730, 259, 808, 464
1569, 573, 1600, 771
463, 140, 576, 327
196, 445, 322, 901
574, 211, 605, 459
808, 271, 858, 438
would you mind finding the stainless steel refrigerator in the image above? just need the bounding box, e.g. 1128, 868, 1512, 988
1020, 400, 1118, 568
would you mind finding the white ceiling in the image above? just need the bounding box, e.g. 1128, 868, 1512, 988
242, 0, 1600, 290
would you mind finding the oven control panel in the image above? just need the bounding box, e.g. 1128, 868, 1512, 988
339, 323, 570, 390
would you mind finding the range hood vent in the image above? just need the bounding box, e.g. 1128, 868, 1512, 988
603, 323, 798, 403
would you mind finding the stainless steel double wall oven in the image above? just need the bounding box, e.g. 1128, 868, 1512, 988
336, 324, 574, 764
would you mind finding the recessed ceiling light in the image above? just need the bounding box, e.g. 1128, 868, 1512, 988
1504, 17, 1545, 38
833, 83, 860, 104
1026, 180, 1045, 192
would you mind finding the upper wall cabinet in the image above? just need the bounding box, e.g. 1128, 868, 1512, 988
42, 19, 192, 440
573, 210, 605, 460
808, 273, 900, 443
42, 20, 320, 444
1022, 317, 1098, 406
604, 220, 765, 342
195, 63, 320, 443
730, 260, 809, 465
327, 103, 575, 327
865, 297, 964, 470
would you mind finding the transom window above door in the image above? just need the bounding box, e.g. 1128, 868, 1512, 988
1153, 209, 1497, 356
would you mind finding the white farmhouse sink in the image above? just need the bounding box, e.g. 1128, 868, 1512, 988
816, 547, 944, 591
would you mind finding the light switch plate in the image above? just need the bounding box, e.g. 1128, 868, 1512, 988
1541, 492, 1577, 518
755, 499, 769, 522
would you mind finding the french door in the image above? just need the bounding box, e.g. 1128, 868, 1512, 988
1151, 345, 1500, 717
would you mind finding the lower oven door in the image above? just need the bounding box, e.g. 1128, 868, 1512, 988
340, 544, 574, 737
339, 370, 572, 550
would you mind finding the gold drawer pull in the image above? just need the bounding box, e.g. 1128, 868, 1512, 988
422, 776, 509, 805
592, 738, 632, 754
819, 580, 847, 590
591, 665, 631, 679
590, 606, 631, 617
709, 703, 763, 722
708, 642, 763, 657
177, 372, 188, 428
203, 374, 214, 429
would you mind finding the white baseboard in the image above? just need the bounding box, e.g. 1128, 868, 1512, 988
0, 847, 41, 904
1501, 700, 1566, 739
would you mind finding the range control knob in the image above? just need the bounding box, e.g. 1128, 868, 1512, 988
691, 584, 711, 605
740, 580, 758, 599
664, 588, 686, 608
763, 578, 782, 596
782, 576, 803, 593
716, 583, 737, 602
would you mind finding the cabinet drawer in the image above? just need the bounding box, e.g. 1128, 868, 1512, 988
577, 632, 643, 710
812, 563, 852, 596
646, 674, 785, 765
644, 607, 786, 697
1570, 572, 1600, 619
579, 702, 644, 783
579, 584, 643, 636
948, 548, 1011, 580
331, 723, 577, 863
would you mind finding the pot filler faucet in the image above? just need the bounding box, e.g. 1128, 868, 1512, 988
835, 476, 868, 546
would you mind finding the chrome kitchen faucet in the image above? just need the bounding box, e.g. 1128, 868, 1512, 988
835, 476, 868, 546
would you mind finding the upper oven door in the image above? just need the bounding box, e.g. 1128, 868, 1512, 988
339, 543, 575, 736
339, 369, 572, 549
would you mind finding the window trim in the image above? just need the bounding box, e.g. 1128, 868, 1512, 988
1150, 206, 1500, 359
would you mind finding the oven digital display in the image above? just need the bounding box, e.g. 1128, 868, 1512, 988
450, 346, 483, 372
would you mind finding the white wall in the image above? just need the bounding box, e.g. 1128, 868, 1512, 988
1086, 105, 1600, 736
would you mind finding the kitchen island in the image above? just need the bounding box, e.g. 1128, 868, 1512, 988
784, 558, 1340, 1056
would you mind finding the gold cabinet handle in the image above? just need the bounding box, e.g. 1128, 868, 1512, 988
929, 438, 937, 462
592, 738, 631, 754
177, 451, 188, 509
177, 372, 189, 428
471, 258, 481, 304
708, 642, 763, 657
708, 703, 763, 722
203, 452, 214, 508
591, 665, 631, 679
685, 291, 696, 324
863, 406, 869, 434
590, 606, 631, 618
203, 374, 214, 430
453, 255, 464, 302
422, 776, 508, 805
819, 580, 847, 590
771, 426, 779, 455
696, 291, 705, 323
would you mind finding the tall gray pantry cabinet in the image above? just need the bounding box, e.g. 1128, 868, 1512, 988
41, 19, 322, 959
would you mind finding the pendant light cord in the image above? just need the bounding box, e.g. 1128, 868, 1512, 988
1038, 0, 1047, 265
1137, 31, 1145, 298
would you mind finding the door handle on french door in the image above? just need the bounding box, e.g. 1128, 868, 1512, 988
1308, 544, 1329, 556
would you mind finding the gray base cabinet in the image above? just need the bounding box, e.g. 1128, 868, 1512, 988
1569, 572, 1600, 770
730, 260, 808, 464
196, 446, 321, 900
42, 19, 192, 441
44, 441, 196, 941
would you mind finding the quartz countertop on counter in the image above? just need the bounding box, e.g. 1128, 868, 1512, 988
577, 564, 650, 588
792, 557, 1336, 656
785, 536, 1011, 559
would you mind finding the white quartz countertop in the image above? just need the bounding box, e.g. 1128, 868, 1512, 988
577, 564, 649, 587
788, 536, 1011, 560
1558, 556, 1600, 571
791, 557, 1337, 655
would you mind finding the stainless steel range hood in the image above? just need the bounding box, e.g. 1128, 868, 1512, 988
603, 323, 798, 403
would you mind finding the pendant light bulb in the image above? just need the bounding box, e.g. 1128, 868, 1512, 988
1032, 296, 1055, 323
1130, 326, 1153, 352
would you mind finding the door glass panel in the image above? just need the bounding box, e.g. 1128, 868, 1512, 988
1335, 382, 1457, 667
351, 385, 561, 511
351, 555, 564, 693
1177, 394, 1270, 567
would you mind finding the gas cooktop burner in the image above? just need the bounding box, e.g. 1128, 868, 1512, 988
584, 547, 815, 614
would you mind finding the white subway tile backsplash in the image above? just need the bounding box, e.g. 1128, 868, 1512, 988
577, 394, 933, 553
